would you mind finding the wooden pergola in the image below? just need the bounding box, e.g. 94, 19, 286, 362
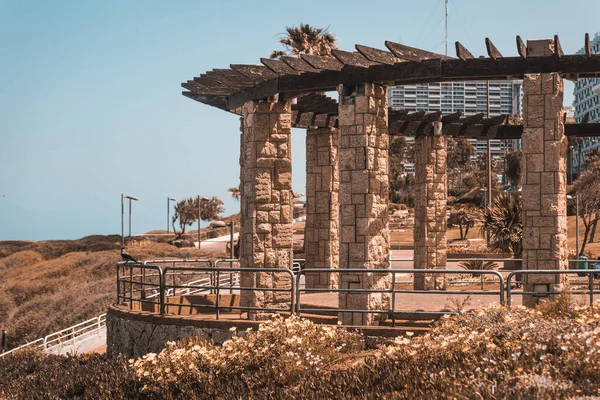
182, 34, 600, 323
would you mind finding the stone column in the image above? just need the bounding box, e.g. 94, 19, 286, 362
413, 127, 448, 290
338, 83, 391, 325
239, 100, 294, 316
305, 127, 340, 289
521, 39, 568, 307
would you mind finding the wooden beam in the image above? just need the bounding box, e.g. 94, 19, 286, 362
554, 35, 564, 57
384, 41, 452, 61
485, 38, 503, 60
517, 36, 527, 59
585, 33, 592, 57
300, 54, 344, 71
331, 49, 378, 68
566, 123, 600, 137
582, 112, 590, 124
226, 54, 600, 109
481, 115, 507, 125
455, 42, 474, 61
355, 44, 400, 65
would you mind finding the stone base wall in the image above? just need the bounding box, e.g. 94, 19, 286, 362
521, 71, 568, 307
239, 100, 294, 315
413, 131, 447, 290
305, 127, 340, 289
337, 83, 390, 325
106, 307, 256, 358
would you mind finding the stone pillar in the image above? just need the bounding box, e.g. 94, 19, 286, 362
521, 39, 568, 307
413, 127, 447, 290
305, 127, 340, 289
338, 83, 391, 325
239, 100, 294, 316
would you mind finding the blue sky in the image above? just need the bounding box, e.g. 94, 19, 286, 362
1, 0, 598, 240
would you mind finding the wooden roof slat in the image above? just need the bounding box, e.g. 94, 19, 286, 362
442, 111, 462, 124
385, 41, 452, 61
485, 38, 503, 60
517, 36, 527, 58
585, 33, 592, 57
260, 58, 300, 75
300, 54, 344, 71
355, 44, 400, 65
331, 49, 379, 68
403, 110, 426, 121
280, 56, 321, 73
210, 69, 256, 87
554, 35, 564, 57
455, 41, 474, 61
460, 113, 485, 125
182, 81, 232, 96
230, 64, 279, 80
582, 111, 590, 124
481, 115, 507, 125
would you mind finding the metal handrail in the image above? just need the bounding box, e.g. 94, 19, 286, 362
0, 314, 107, 358
296, 268, 505, 326
506, 269, 600, 306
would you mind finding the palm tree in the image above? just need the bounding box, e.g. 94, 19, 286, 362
270, 24, 337, 59
458, 260, 499, 289
480, 193, 522, 258
228, 186, 240, 201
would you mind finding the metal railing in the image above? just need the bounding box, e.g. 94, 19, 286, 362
161, 266, 295, 318
1, 314, 106, 358
506, 269, 600, 306
296, 268, 505, 326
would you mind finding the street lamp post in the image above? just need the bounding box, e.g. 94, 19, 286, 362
121, 194, 139, 246
167, 197, 176, 235
197, 196, 209, 249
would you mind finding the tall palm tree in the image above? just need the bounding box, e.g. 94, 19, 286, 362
228, 186, 240, 201
270, 24, 337, 59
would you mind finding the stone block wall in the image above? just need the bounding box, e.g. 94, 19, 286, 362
337, 83, 391, 325
521, 71, 568, 307
305, 127, 340, 289
239, 100, 294, 315
413, 129, 448, 290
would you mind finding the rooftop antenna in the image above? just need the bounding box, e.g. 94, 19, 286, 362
445, 0, 449, 56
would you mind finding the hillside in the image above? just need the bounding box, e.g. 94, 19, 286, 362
0, 236, 217, 348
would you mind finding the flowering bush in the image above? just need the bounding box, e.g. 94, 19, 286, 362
3, 300, 600, 398
131, 315, 362, 397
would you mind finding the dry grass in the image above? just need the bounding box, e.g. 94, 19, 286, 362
0, 237, 214, 348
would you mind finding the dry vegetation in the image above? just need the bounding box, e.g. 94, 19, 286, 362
0, 236, 216, 348
2, 298, 600, 399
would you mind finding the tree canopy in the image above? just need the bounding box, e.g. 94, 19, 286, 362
172, 196, 224, 237
270, 24, 337, 59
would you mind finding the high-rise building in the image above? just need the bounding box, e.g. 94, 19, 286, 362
388, 80, 523, 162
572, 32, 600, 175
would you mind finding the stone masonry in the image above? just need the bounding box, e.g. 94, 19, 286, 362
521, 39, 568, 307
413, 125, 448, 290
239, 100, 294, 316
305, 127, 340, 289
337, 83, 391, 325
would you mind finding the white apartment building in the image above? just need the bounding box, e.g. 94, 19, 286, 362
572, 32, 600, 174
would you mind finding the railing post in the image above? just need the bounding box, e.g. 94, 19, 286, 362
391, 272, 396, 327
160, 268, 165, 314
289, 269, 295, 316
116, 263, 121, 304
215, 270, 220, 320
589, 271, 594, 308
506, 273, 513, 307
129, 265, 133, 310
